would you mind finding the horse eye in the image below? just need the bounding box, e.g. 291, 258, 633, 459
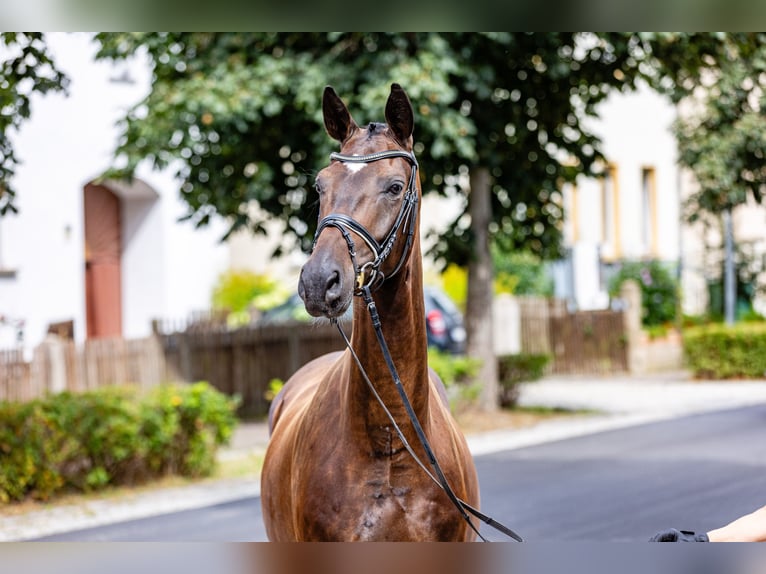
386, 182, 404, 196
314, 182, 324, 195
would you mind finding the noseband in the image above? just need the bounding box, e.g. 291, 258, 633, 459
312, 149, 419, 293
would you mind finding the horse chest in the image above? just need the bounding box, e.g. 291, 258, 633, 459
294, 438, 458, 541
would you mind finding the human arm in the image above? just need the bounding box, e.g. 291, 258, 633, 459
706, 504, 766, 542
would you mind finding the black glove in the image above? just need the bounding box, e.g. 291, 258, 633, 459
649, 528, 709, 542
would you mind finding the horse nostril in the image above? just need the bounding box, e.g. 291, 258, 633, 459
325, 270, 341, 301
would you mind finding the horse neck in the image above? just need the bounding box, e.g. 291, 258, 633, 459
346, 239, 431, 432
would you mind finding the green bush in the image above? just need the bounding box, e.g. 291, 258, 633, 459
427, 349, 552, 410
684, 323, 766, 379
427, 348, 481, 412
492, 247, 554, 297
211, 269, 290, 326
0, 382, 239, 503
497, 353, 551, 408
427, 348, 480, 387
608, 260, 678, 327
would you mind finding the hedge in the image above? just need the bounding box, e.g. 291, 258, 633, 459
0, 382, 239, 503
497, 353, 551, 407
683, 323, 766, 379
428, 349, 551, 410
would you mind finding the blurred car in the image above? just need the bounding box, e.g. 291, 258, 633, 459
423, 286, 466, 354
258, 286, 466, 354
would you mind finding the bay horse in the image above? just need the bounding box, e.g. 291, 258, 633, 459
261, 84, 481, 542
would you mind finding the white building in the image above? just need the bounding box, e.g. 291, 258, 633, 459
0, 33, 230, 350
555, 82, 683, 311
557, 81, 766, 318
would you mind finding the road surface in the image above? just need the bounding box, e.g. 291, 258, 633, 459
35, 404, 766, 542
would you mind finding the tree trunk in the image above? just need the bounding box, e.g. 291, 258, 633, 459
465, 167, 498, 412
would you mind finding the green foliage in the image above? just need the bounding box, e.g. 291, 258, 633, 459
672, 35, 766, 222
211, 269, 290, 327
684, 323, 766, 379
492, 247, 553, 296
704, 239, 766, 319
440, 264, 468, 310
427, 347, 480, 388
427, 347, 481, 412
497, 353, 551, 408
93, 32, 709, 263
427, 348, 551, 410
0, 382, 239, 503
0, 33, 69, 215
212, 270, 289, 313
670, 36, 766, 319
608, 260, 678, 327
264, 378, 285, 403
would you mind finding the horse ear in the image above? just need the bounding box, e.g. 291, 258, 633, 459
385, 83, 414, 146
323, 86, 358, 143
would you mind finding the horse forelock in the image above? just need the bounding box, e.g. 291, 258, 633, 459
341, 123, 409, 155
366, 122, 385, 135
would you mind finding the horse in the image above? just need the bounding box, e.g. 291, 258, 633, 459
260, 83, 480, 541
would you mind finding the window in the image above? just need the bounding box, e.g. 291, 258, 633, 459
600, 163, 620, 259
564, 182, 580, 244
641, 167, 657, 256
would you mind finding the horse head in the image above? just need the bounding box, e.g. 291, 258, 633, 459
299, 83, 420, 318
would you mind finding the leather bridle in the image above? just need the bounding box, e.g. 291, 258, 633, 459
312, 150, 419, 293
312, 148, 523, 543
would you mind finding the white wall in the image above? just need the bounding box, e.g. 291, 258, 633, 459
561, 83, 682, 310
585, 82, 681, 263
0, 33, 230, 349
158, 164, 230, 322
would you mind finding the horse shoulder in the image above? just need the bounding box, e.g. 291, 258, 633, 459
268, 350, 344, 434
427, 366, 450, 409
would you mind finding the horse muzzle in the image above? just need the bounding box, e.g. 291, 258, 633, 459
298, 244, 354, 319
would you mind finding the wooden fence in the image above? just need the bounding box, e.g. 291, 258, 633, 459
0, 322, 350, 417
548, 310, 628, 374
0, 337, 167, 403
516, 296, 628, 375
1, 297, 629, 414
0, 348, 31, 402
157, 319, 351, 417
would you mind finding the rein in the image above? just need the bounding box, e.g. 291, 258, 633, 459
315, 149, 523, 542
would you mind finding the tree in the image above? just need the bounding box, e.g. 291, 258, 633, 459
0, 33, 68, 215
93, 32, 707, 409
671, 34, 766, 324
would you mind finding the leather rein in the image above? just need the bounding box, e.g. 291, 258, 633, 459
312, 149, 523, 543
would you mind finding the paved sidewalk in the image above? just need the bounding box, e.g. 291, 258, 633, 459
4, 372, 766, 541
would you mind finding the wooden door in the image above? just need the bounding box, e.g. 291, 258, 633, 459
84, 183, 122, 338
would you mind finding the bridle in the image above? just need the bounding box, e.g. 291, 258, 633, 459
312, 147, 523, 543
312, 149, 419, 293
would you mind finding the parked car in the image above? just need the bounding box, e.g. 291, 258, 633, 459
258, 286, 466, 354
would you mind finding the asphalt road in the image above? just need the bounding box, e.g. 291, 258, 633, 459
35, 404, 766, 542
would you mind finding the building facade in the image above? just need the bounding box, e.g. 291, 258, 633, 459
554, 82, 682, 312
0, 33, 230, 350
